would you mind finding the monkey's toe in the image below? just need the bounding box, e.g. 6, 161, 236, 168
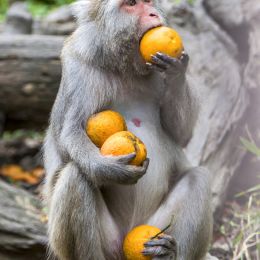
142, 234, 177, 259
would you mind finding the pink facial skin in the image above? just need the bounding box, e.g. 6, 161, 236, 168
120, 0, 162, 32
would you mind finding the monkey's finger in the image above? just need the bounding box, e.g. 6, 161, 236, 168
152, 257, 174, 260
180, 51, 189, 66
115, 153, 136, 164
146, 62, 165, 73
151, 55, 169, 69
144, 239, 172, 249
142, 158, 150, 171
127, 158, 150, 174
142, 246, 169, 256
156, 53, 182, 70
157, 234, 176, 246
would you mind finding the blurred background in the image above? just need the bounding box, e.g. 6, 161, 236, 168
0, 0, 259, 259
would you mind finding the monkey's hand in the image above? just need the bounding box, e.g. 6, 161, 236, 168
147, 51, 189, 81
91, 151, 149, 186
143, 234, 177, 260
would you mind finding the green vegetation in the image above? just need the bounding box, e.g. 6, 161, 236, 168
27, 0, 74, 17
230, 136, 260, 259
0, 0, 8, 21
0, 0, 197, 21
3, 129, 44, 141
216, 134, 260, 259
0, 0, 74, 20
232, 187, 260, 259
171, 0, 196, 5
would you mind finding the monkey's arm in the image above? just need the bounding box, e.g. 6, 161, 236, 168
160, 75, 199, 147
51, 54, 148, 186
149, 52, 199, 147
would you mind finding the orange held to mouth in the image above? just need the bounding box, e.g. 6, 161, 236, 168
140, 26, 184, 62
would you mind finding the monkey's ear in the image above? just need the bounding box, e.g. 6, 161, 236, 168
71, 0, 95, 23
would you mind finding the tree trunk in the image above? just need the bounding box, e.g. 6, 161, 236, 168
161, 0, 248, 211
0, 181, 46, 260
227, 0, 260, 198
0, 35, 64, 128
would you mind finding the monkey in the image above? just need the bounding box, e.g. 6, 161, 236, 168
43, 0, 213, 259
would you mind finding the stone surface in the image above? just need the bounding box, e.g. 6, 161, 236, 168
3, 2, 32, 35
45, 5, 73, 23
203, 0, 244, 29
0, 181, 47, 260
36, 5, 76, 35
161, 1, 247, 212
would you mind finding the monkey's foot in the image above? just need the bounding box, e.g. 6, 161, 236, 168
142, 234, 177, 260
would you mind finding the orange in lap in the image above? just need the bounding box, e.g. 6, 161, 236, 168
123, 225, 162, 260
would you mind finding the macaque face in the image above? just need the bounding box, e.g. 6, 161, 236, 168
120, 0, 164, 37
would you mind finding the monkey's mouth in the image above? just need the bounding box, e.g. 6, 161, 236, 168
140, 24, 162, 41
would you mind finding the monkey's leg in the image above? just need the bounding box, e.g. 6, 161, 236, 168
43, 130, 63, 205
48, 162, 120, 260
145, 167, 213, 260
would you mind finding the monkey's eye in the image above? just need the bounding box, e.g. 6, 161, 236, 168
126, 0, 137, 6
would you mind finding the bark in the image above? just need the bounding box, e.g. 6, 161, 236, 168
0, 181, 47, 260
189, 0, 260, 211
161, 0, 248, 211
228, 0, 260, 197
0, 35, 64, 127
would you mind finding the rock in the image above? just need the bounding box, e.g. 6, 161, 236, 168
35, 5, 76, 35
0, 181, 47, 260
45, 5, 73, 23
205, 253, 219, 260
38, 21, 76, 36
0, 112, 5, 135
203, 0, 244, 29
210, 239, 232, 259
0, 23, 4, 34
203, 0, 249, 62
3, 2, 32, 35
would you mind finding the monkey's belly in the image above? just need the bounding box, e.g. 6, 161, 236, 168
105, 101, 177, 230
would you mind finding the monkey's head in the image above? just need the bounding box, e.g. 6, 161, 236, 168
72, 0, 166, 75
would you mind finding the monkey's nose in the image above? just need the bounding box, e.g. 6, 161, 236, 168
149, 13, 158, 18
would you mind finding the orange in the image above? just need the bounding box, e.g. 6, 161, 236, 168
86, 110, 127, 148
100, 131, 147, 166
123, 225, 162, 260
140, 26, 183, 62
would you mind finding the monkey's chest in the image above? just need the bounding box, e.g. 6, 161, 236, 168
108, 100, 176, 224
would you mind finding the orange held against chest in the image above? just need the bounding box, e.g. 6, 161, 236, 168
86, 110, 127, 148
86, 110, 147, 166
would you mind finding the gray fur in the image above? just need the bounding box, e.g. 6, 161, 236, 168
43, 0, 213, 259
